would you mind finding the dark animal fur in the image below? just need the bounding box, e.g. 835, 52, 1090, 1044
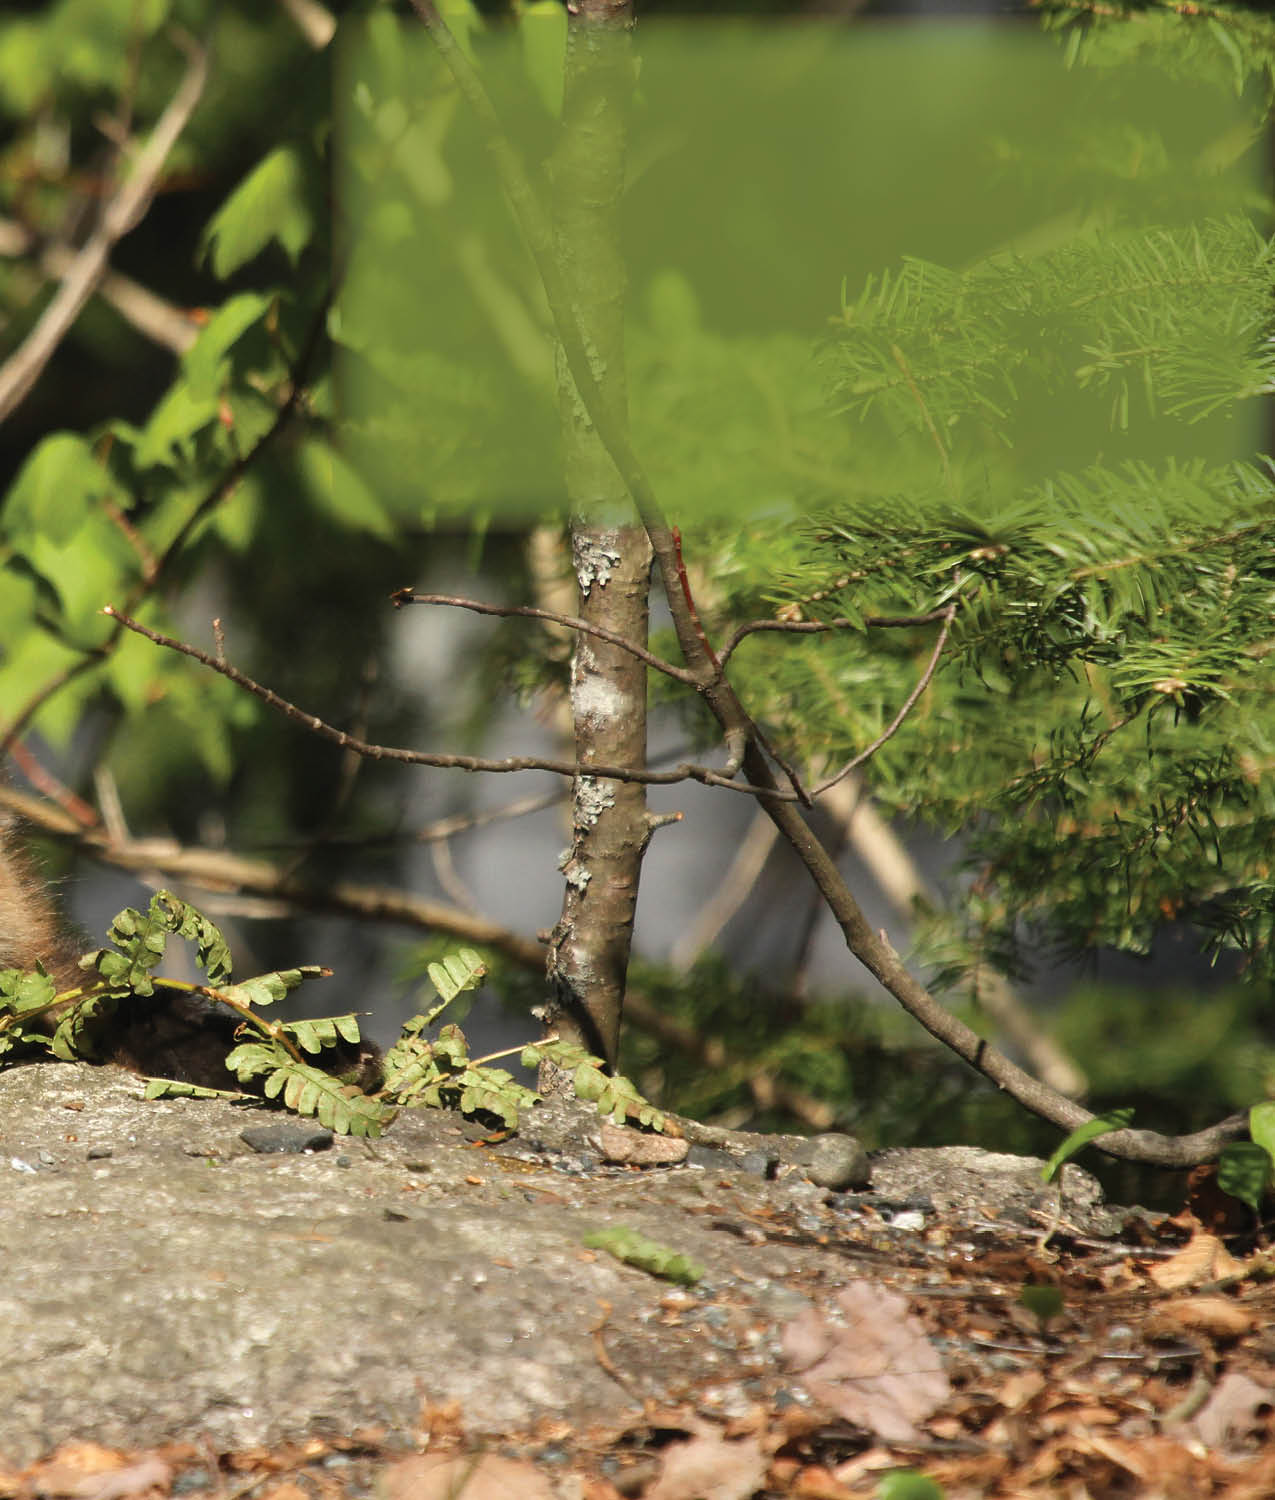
0, 814, 378, 1089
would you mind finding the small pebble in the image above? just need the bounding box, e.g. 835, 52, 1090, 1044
686, 1145, 736, 1172
801, 1133, 870, 1191
888, 1209, 926, 1232
239, 1125, 334, 1155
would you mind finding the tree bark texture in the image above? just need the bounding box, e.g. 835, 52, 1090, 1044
544, 0, 652, 1071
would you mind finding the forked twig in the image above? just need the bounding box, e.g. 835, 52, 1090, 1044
392, 590, 697, 685
716, 607, 955, 669
670, 530, 811, 804
813, 602, 956, 796
101, 607, 804, 799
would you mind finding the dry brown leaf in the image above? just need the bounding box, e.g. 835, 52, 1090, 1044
997, 1369, 1047, 1412
260, 1485, 308, 1500
580, 1479, 625, 1500
643, 1428, 767, 1500
788, 1461, 852, 1497
1189, 1371, 1274, 1453
780, 1281, 951, 1443
414, 1400, 466, 1451
380, 1453, 556, 1500
27, 1460, 170, 1500
1157, 1295, 1254, 1339
1148, 1231, 1247, 1290
20, 1444, 170, 1500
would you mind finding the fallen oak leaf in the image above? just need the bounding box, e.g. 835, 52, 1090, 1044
1148, 1231, 1247, 1291
781, 1281, 950, 1443
643, 1421, 767, 1500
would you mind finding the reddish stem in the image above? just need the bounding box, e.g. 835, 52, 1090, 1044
672, 526, 720, 670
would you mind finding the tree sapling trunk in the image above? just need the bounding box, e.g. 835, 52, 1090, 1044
543, 0, 653, 1072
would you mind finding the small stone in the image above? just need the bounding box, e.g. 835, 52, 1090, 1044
686, 1145, 735, 1172
86, 1145, 114, 1161
800, 1133, 870, 1191
598, 1122, 689, 1166
172, 1469, 214, 1494
888, 1209, 926, 1232
239, 1124, 334, 1155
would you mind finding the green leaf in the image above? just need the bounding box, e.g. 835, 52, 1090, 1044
220, 966, 327, 1008
582, 1226, 704, 1286
1041, 1107, 1135, 1183
0, 19, 48, 114
267, 1059, 391, 1136
201, 147, 315, 278
134, 381, 221, 468
144, 1078, 241, 1101
284, 1014, 361, 1054
226, 1041, 282, 1082
20, 512, 137, 640
380, 1033, 444, 1097
0, 966, 60, 1014
0, 631, 86, 746
877, 1472, 946, 1500
524, 1038, 669, 1131
1218, 1142, 1270, 1218
1018, 1283, 1065, 1328
4, 433, 117, 545
427, 949, 487, 1007
183, 293, 274, 399
147, 891, 233, 983
1249, 1102, 1275, 1171
51, 991, 121, 1061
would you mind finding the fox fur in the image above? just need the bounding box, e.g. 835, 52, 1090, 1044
0, 811, 378, 1088
0, 811, 81, 990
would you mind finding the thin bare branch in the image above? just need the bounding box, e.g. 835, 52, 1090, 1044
0, 784, 545, 970
102, 607, 799, 799
430, 837, 478, 914
812, 603, 955, 797
0, 217, 199, 354
819, 773, 1088, 1098
275, 0, 337, 48
413, 790, 566, 844
716, 608, 955, 670
393, 590, 698, 684
0, 35, 208, 421
669, 530, 810, 804
5, 742, 97, 829
670, 809, 779, 974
